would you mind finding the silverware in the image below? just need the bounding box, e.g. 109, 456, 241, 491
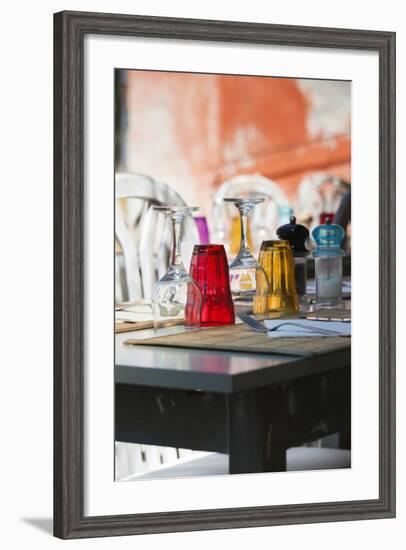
237, 312, 343, 336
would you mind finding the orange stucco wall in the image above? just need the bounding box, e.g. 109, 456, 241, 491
122, 70, 351, 216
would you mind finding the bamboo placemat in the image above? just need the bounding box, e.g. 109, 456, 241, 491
115, 319, 184, 334
115, 320, 154, 334
124, 322, 350, 358
115, 299, 154, 332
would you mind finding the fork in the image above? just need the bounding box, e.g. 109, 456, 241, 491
237, 311, 343, 336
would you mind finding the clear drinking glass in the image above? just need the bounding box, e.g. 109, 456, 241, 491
223, 198, 269, 312
152, 206, 201, 329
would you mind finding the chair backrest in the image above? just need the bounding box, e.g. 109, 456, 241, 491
211, 174, 290, 256
296, 173, 350, 231
115, 173, 199, 302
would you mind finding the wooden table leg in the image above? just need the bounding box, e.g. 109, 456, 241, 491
339, 428, 351, 450
226, 389, 288, 474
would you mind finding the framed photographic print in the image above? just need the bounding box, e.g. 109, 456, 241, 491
54, 10, 396, 539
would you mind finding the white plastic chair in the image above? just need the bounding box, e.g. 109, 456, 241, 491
211, 174, 290, 256
115, 173, 199, 302
296, 173, 350, 231
115, 173, 201, 478
121, 447, 350, 480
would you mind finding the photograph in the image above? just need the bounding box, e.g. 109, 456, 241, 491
1, 0, 401, 547
114, 69, 352, 481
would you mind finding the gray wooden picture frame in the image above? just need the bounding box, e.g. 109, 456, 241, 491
54, 10, 396, 539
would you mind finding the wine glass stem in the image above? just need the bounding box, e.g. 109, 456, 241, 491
170, 217, 185, 271
239, 209, 249, 255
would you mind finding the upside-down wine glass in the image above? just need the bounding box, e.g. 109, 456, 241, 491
223, 197, 269, 313
152, 206, 201, 329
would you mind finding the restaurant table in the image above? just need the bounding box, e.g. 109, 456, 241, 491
115, 326, 350, 474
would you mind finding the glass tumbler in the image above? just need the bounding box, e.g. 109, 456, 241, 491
186, 244, 235, 326
254, 240, 299, 315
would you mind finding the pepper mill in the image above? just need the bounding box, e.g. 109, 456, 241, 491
276, 215, 309, 308
311, 217, 345, 308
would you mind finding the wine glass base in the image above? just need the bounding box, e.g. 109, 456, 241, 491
314, 298, 344, 309
153, 318, 200, 330
152, 278, 201, 329
298, 297, 313, 313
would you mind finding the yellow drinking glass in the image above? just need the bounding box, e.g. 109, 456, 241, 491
253, 240, 299, 315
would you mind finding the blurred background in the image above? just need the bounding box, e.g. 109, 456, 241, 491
115, 70, 351, 305
115, 71, 351, 215
114, 70, 352, 479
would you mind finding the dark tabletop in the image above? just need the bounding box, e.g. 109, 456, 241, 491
115, 327, 350, 394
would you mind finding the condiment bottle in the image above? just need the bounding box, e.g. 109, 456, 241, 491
276, 216, 309, 307
311, 217, 345, 308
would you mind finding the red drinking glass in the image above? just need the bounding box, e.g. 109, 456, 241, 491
319, 212, 335, 225
185, 244, 235, 327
